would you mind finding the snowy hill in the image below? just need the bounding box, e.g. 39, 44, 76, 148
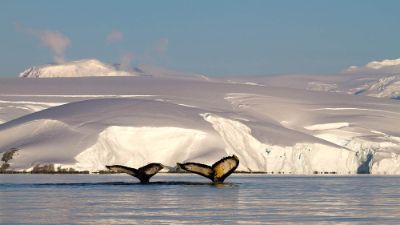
0, 75, 399, 174
231, 58, 400, 100
134, 64, 211, 81
19, 59, 135, 78
233, 73, 400, 100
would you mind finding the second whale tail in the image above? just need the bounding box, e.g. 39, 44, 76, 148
106, 163, 163, 183
177, 155, 239, 183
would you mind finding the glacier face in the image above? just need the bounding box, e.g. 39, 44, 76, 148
0, 73, 399, 174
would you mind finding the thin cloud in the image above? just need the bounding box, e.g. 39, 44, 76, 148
141, 38, 169, 62
154, 38, 169, 55
16, 23, 70, 64
119, 52, 134, 71
106, 30, 123, 44
38, 31, 70, 63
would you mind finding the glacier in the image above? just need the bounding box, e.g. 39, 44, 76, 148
0, 62, 399, 174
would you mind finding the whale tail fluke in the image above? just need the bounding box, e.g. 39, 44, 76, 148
178, 155, 239, 183
212, 155, 240, 182
106, 165, 138, 176
177, 162, 213, 179
106, 163, 163, 183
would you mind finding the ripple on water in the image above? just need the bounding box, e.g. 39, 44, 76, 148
0, 174, 399, 224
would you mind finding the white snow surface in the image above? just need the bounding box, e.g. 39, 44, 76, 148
1, 71, 400, 174
228, 56, 400, 100
305, 123, 349, 131
19, 59, 135, 78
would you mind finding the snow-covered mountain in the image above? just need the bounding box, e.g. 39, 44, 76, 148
348, 75, 400, 99
233, 73, 400, 100
0, 74, 399, 174
232, 58, 400, 100
19, 59, 135, 78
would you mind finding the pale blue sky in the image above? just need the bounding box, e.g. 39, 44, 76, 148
0, 0, 399, 77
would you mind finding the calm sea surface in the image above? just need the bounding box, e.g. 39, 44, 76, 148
1, 174, 399, 224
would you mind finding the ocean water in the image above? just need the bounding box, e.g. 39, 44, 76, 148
0, 174, 399, 224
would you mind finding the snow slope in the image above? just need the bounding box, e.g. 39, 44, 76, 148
0, 73, 399, 174
228, 58, 400, 100
19, 59, 135, 78
230, 72, 400, 101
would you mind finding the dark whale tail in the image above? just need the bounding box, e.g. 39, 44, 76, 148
106, 163, 164, 183
177, 155, 239, 183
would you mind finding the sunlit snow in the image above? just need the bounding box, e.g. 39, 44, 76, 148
0, 60, 399, 174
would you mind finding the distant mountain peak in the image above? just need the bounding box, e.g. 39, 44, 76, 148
350, 74, 400, 99
19, 58, 136, 78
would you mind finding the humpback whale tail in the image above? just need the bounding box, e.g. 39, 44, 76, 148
177, 155, 239, 183
105, 163, 164, 183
